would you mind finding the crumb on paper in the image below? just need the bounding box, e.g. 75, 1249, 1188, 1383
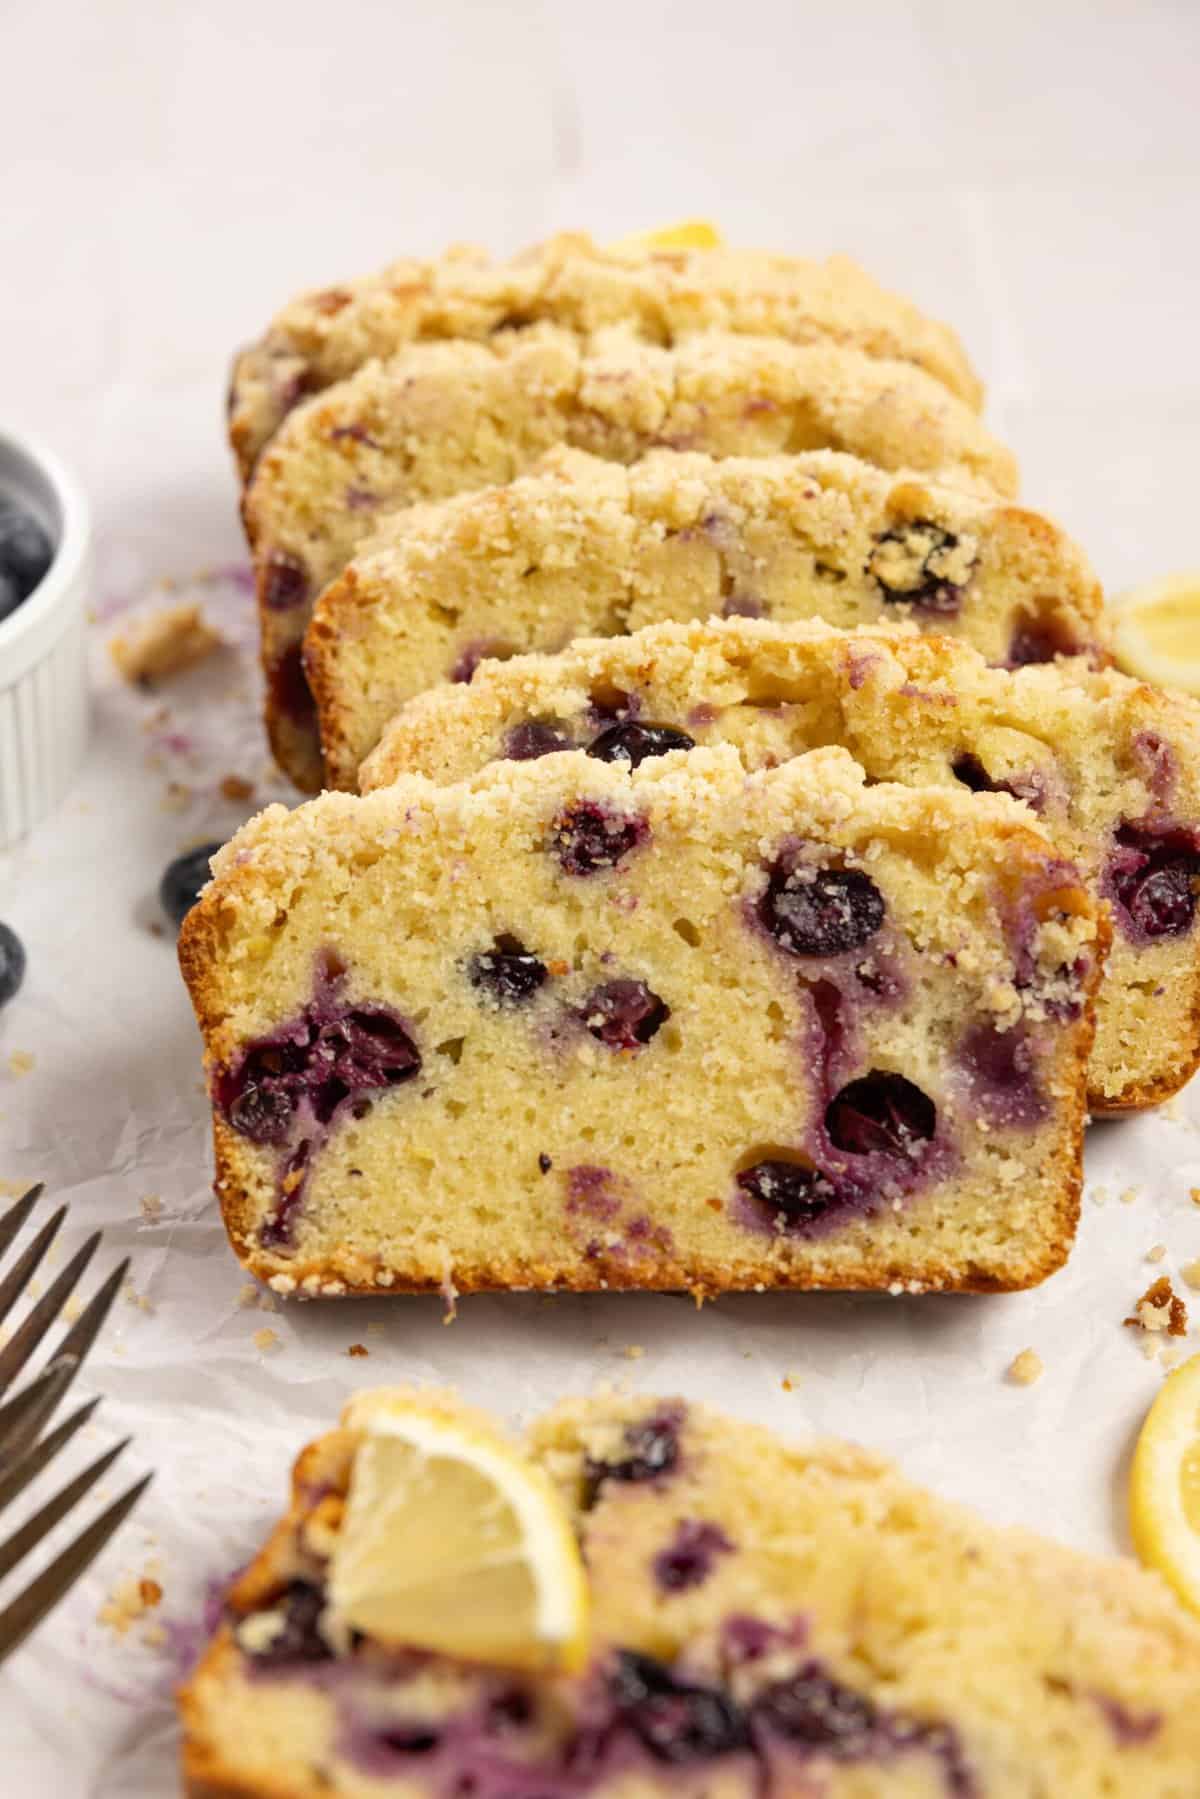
123, 1281, 155, 1315
162, 780, 192, 813
1181, 1259, 1200, 1291
110, 603, 221, 685
1191, 1187, 1200, 1208
142, 1623, 167, 1649
1146, 1243, 1168, 1263
347, 1342, 369, 1358
61, 1295, 83, 1324
140, 1194, 163, 1223
781, 1372, 802, 1393
220, 774, 255, 804
1007, 1348, 1044, 1386
623, 1345, 645, 1360
98, 1572, 164, 1636
7, 1052, 34, 1079
0, 1178, 29, 1198
1125, 1276, 1188, 1337
253, 1327, 281, 1354
1089, 1184, 1110, 1207
1120, 1187, 1139, 1206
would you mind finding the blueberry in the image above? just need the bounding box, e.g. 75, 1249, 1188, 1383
584, 1410, 681, 1506
551, 802, 648, 876
260, 550, 308, 611
243, 1580, 331, 1665
869, 521, 970, 615
736, 1158, 843, 1229
579, 978, 669, 1048
0, 924, 26, 1010
229, 1080, 295, 1145
469, 934, 548, 1004
160, 842, 224, 929
587, 721, 695, 768
750, 1665, 882, 1757
504, 718, 573, 761
826, 1072, 936, 1159
0, 569, 23, 625
951, 753, 1046, 812
609, 1651, 748, 1764
653, 1520, 733, 1593
268, 645, 316, 723
0, 501, 53, 608
1107, 824, 1200, 942
759, 858, 884, 957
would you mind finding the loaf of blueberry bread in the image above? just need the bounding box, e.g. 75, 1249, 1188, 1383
360, 616, 1200, 1113
308, 445, 1104, 793
246, 329, 1017, 790
228, 232, 983, 479
180, 1388, 1200, 1798
178, 746, 1104, 1297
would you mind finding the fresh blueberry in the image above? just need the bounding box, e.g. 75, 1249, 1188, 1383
469, 935, 548, 1005
826, 1072, 936, 1159
0, 500, 53, 610
160, 842, 224, 929
551, 802, 648, 876
759, 857, 884, 957
736, 1158, 843, 1229
504, 718, 574, 761
579, 978, 669, 1048
609, 1651, 748, 1764
0, 924, 26, 1009
587, 721, 695, 768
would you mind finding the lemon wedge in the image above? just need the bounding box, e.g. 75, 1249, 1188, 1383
609, 220, 724, 253
1111, 572, 1200, 697
327, 1397, 590, 1671
1130, 1350, 1200, 1616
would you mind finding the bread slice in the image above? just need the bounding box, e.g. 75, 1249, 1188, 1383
180, 1388, 1200, 1798
228, 232, 984, 479
359, 617, 1200, 1115
245, 329, 1017, 791
308, 446, 1103, 794
178, 746, 1102, 1298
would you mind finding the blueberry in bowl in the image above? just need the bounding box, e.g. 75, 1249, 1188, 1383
161, 843, 225, 930
0, 498, 54, 625
0, 924, 25, 1010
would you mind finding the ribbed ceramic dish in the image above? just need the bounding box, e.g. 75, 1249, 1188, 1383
0, 430, 91, 849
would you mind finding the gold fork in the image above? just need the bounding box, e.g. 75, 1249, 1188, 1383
0, 1184, 151, 1663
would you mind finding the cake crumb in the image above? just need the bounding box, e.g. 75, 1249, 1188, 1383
7, 1052, 34, 1079
781, 1372, 802, 1393
140, 1194, 163, 1223
623, 1344, 645, 1360
123, 1283, 155, 1314
253, 1327, 281, 1354
110, 603, 221, 684
1089, 1184, 1110, 1208
1120, 1187, 1139, 1206
237, 1282, 259, 1309
1181, 1259, 1200, 1291
0, 1179, 28, 1198
99, 1571, 164, 1636
1191, 1187, 1200, 1208
60, 1294, 83, 1324
220, 774, 255, 804
1146, 1243, 1168, 1263
1007, 1348, 1044, 1386
1125, 1276, 1188, 1337
347, 1342, 369, 1358
141, 1622, 167, 1649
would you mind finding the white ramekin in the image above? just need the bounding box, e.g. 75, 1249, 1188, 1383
0, 430, 92, 850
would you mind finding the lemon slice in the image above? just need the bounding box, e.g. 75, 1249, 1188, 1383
1129, 1350, 1200, 1616
327, 1397, 590, 1671
1111, 572, 1200, 697
609, 219, 724, 253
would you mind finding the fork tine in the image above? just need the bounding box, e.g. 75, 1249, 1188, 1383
0, 1471, 152, 1667
0, 1186, 44, 1262
0, 1355, 80, 1461
0, 1207, 68, 1334
0, 1438, 130, 1584
0, 1231, 103, 1400
0, 1395, 101, 1515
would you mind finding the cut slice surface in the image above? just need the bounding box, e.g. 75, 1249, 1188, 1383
1112, 572, 1200, 697
327, 1396, 590, 1671
1130, 1350, 1200, 1617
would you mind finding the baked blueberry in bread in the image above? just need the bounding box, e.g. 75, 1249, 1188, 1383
308, 445, 1103, 796
245, 330, 1016, 790
178, 746, 1103, 1297
179, 1388, 1200, 1798
228, 232, 984, 480
359, 616, 1198, 1114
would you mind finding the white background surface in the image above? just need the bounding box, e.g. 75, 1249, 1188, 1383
3, 1, 1200, 1791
